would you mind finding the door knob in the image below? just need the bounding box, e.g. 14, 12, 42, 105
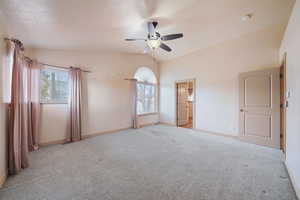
240, 109, 244, 112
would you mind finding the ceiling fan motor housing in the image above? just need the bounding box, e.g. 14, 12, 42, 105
148, 32, 161, 40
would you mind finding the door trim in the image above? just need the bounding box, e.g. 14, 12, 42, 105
280, 52, 287, 154
175, 79, 196, 129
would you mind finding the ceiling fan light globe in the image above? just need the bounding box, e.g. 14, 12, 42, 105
147, 39, 161, 49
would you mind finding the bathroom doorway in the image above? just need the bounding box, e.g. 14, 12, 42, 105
176, 79, 195, 129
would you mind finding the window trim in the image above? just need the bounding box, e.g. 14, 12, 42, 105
138, 112, 159, 117
40, 66, 70, 104
40, 101, 69, 105
136, 81, 156, 86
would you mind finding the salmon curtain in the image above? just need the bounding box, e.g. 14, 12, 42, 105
66, 67, 82, 142
7, 39, 41, 175
130, 79, 139, 129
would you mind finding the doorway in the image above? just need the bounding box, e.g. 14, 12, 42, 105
176, 80, 195, 129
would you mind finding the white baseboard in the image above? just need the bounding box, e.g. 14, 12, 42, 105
159, 122, 237, 139
0, 172, 7, 188
39, 127, 132, 147
193, 128, 238, 139
159, 122, 176, 126
39, 139, 65, 146
139, 122, 160, 128
83, 126, 132, 139
40, 123, 162, 147
284, 161, 300, 199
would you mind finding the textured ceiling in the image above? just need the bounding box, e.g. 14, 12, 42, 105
0, 0, 295, 61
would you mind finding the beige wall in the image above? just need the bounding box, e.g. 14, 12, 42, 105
0, 20, 7, 186
280, 0, 300, 197
29, 49, 159, 144
159, 24, 284, 136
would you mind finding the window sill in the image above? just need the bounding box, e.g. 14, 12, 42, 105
40, 102, 68, 105
138, 112, 159, 117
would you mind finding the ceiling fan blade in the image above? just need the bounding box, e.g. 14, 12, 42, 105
125, 38, 146, 41
161, 33, 183, 41
147, 22, 155, 38
160, 43, 172, 52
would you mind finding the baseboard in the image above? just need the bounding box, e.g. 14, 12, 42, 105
284, 161, 300, 199
40, 124, 167, 148
81, 123, 161, 138
83, 126, 132, 139
39, 127, 132, 147
0, 172, 7, 188
159, 122, 176, 126
193, 128, 238, 139
39, 139, 65, 147
159, 122, 237, 139
139, 122, 160, 128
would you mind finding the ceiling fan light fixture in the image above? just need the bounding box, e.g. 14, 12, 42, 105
147, 39, 161, 50
242, 13, 253, 21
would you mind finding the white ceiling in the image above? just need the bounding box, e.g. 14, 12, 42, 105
0, 0, 295, 61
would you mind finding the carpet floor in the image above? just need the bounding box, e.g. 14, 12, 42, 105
0, 125, 297, 200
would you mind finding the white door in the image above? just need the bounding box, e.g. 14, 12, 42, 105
239, 68, 280, 148
177, 82, 189, 126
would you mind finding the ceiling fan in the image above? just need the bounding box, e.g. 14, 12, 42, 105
125, 21, 183, 52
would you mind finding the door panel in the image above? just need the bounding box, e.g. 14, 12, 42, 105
245, 114, 271, 138
177, 82, 189, 126
245, 76, 271, 107
239, 68, 280, 148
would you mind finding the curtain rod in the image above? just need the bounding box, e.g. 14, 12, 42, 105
24, 57, 92, 73
4, 37, 25, 51
24, 56, 91, 72
4, 37, 19, 42
40, 62, 91, 73
4, 38, 91, 73
125, 78, 137, 81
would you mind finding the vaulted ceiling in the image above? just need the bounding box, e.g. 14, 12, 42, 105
0, 0, 295, 61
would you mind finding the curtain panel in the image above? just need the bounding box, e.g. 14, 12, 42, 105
66, 67, 82, 142
7, 40, 41, 175
130, 79, 139, 129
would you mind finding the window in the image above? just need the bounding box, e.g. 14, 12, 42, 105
40, 67, 69, 103
134, 67, 158, 115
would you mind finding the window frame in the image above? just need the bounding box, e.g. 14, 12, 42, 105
136, 81, 158, 116
40, 66, 70, 104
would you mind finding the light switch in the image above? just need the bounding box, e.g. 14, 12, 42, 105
286, 90, 291, 99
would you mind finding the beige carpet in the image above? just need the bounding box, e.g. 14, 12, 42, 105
0, 125, 297, 200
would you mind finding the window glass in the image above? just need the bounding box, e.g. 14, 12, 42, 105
136, 82, 157, 115
40, 67, 69, 103
134, 67, 158, 115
